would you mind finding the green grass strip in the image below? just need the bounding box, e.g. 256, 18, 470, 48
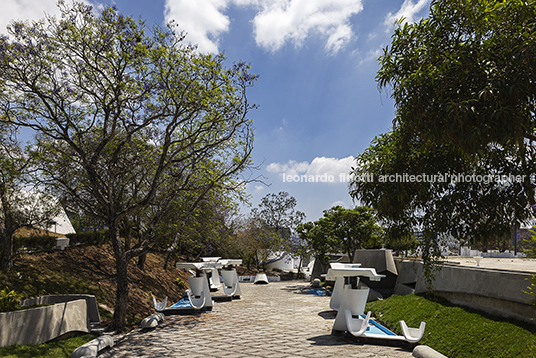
0, 333, 98, 358
366, 294, 536, 358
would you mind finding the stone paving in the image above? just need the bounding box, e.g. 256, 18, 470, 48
100, 281, 414, 358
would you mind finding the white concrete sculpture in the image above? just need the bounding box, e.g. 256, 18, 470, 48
221, 268, 242, 297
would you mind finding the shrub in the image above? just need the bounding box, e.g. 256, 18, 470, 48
67, 230, 108, 247
13, 235, 57, 252
0, 287, 19, 312
175, 278, 185, 288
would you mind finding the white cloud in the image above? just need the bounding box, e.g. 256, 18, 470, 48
0, 0, 71, 34
266, 160, 311, 177
384, 0, 430, 28
164, 0, 364, 54
330, 200, 347, 208
250, 0, 364, 54
165, 0, 230, 53
357, 47, 383, 66
267, 156, 355, 182
0, 1, 106, 37
253, 185, 265, 193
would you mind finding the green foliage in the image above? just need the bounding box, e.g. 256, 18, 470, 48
0, 286, 19, 312
366, 294, 536, 358
157, 189, 240, 260
523, 229, 536, 258
297, 220, 335, 264
0, 1, 257, 330
383, 225, 418, 255
523, 275, 536, 305
377, 0, 536, 155
0, 121, 61, 270
523, 230, 536, 304
175, 277, 185, 288
0, 333, 97, 358
350, 0, 536, 280
66, 230, 108, 247
13, 235, 57, 253
253, 191, 306, 242
298, 206, 382, 263
238, 192, 305, 269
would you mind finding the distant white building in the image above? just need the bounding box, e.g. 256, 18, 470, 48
13, 190, 76, 236
46, 206, 76, 236
264, 251, 303, 271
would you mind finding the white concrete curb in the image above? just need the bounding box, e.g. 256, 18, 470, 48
71, 335, 114, 358
413, 345, 448, 358
140, 312, 165, 328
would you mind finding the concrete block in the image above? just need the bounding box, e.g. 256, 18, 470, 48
20, 294, 100, 325
353, 250, 398, 296
55, 237, 70, 250
0, 299, 88, 347
396, 260, 419, 285
393, 283, 415, 296
353, 249, 398, 275
71, 335, 114, 358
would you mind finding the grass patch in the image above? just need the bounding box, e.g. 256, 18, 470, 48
366, 294, 536, 358
0, 333, 98, 358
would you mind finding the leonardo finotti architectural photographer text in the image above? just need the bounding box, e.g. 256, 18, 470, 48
281, 173, 526, 184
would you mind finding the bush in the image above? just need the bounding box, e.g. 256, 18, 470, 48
13, 235, 57, 252
0, 287, 19, 312
66, 230, 108, 247
175, 278, 185, 288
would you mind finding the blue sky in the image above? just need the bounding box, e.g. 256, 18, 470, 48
1, 0, 431, 222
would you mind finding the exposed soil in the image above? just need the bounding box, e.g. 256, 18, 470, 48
0, 244, 276, 330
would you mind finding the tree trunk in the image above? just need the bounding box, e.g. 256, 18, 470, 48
0, 184, 15, 271
109, 225, 129, 332
297, 255, 303, 277
0, 230, 14, 271
137, 253, 146, 270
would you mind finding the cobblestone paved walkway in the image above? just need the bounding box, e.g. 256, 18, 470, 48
101, 281, 413, 358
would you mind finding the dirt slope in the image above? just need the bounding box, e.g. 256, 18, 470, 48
0, 244, 268, 329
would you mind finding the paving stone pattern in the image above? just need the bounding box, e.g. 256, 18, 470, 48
100, 281, 413, 358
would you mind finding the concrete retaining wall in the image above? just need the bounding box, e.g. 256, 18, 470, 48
0, 299, 89, 347
20, 294, 100, 325
395, 259, 536, 324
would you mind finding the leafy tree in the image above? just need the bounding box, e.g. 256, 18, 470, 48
350, 0, 536, 264
0, 2, 257, 330
377, 0, 536, 158
298, 206, 382, 263
252, 191, 305, 246
155, 186, 240, 265
249, 191, 305, 268
523, 228, 536, 259
296, 220, 333, 266
320, 206, 382, 262
383, 224, 418, 257
0, 122, 59, 270
234, 214, 279, 270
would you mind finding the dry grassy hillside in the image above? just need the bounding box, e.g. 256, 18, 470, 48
1, 245, 193, 327
0, 244, 268, 329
